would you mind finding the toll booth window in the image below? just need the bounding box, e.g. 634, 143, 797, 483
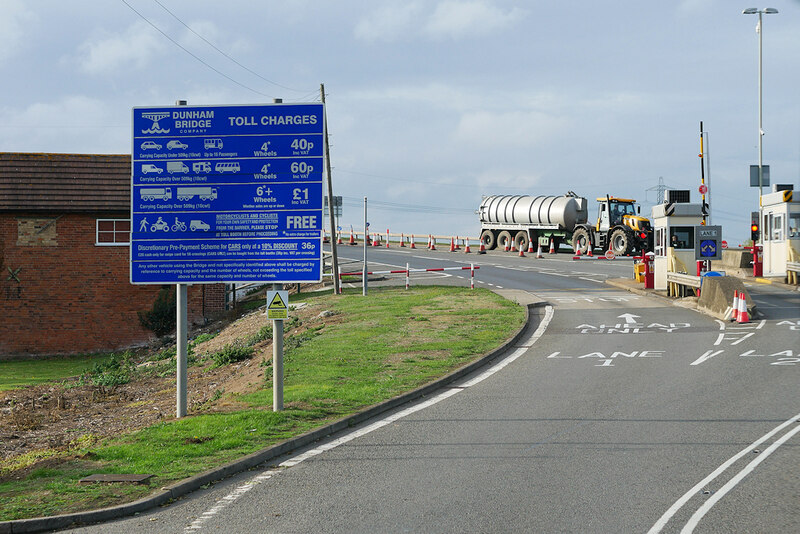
655, 227, 666, 256
789, 214, 800, 239
772, 214, 784, 241
669, 227, 694, 250
764, 213, 772, 242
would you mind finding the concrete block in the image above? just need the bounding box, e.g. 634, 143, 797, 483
697, 276, 756, 320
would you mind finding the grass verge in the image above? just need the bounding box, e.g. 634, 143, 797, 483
0, 353, 117, 391
0, 286, 525, 522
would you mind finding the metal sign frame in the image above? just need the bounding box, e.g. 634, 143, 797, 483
694, 225, 723, 261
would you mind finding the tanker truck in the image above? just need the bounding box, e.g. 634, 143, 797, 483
478, 192, 653, 256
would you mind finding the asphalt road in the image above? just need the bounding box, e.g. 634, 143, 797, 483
69, 247, 799, 533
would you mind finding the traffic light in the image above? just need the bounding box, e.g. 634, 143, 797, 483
751, 222, 760, 242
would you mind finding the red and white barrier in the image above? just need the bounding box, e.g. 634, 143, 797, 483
339, 264, 480, 290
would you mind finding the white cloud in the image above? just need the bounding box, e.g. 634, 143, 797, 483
0, 96, 127, 153
354, 1, 524, 42
76, 20, 163, 74
424, 0, 525, 39
0, 0, 36, 63
454, 109, 569, 149
354, 3, 423, 42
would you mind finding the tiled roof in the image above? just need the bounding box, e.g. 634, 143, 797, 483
0, 153, 131, 212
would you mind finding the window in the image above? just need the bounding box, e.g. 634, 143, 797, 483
763, 213, 772, 242
96, 219, 130, 246
789, 213, 800, 239
669, 226, 694, 250
772, 214, 784, 241
655, 227, 666, 257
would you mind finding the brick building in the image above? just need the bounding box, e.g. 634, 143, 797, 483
0, 153, 225, 357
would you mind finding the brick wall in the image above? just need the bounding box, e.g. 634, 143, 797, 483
0, 212, 225, 357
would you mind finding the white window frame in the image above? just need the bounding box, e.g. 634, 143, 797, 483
96, 218, 131, 246
772, 214, 784, 242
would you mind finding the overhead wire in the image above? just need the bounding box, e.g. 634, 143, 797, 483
152, 0, 311, 95
339, 196, 473, 215
119, 0, 280, 99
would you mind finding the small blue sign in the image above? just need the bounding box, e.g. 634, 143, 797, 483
131, 103, 324, 284
700, 240, 717, 257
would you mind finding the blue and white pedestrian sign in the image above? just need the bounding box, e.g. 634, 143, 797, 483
130, 103, 324, 284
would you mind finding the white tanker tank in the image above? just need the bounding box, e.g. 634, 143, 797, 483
479, 193, 588, 230
478, 191, 652, 256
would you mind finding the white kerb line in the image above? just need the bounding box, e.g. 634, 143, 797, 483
647, 410, 800, 534
680, 419, 800, 533
186, 306, 553, 531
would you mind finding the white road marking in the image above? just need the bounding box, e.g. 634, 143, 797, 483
690, 350, 724, 366
680, 421, 800, 533
647, 410, 800, 534
185, 308, 554, 531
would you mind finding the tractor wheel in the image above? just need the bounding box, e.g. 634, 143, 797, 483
610, 228, 633, 256
572, 228, 592, 255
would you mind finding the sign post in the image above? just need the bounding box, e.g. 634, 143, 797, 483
131, 102, 324, 415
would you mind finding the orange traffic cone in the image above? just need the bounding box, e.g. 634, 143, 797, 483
736, 291, 750, 323
349, 229, 356, 245
730, 290, 740, 321
503, 239, 509, 253
528, 240, 534, 254
464, 238, 471, 253
450, 237, 456, 252
400, 233, 405, 247
478, 242, 486, 254
337, 232, 343, 245
519, 247, 525, 257
536, 243, 543, 258
549, 239, 555, 254
373, 233, 380, 247
429, 236, 436, 251
410, 234, 416, 249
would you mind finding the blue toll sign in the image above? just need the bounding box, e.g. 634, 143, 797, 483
700, 240, 717, 257
131, 103, 324, 284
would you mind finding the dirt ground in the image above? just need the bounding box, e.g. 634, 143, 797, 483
0, 287, 339, 481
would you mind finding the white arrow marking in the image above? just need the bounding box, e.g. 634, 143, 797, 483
618, 313, 640, 324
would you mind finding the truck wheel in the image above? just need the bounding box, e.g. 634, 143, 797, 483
480, 230, 496, 250
572, 228, 591, 255
514, 231, 529, 252
610, 228, 633, 256
497, 231, 512, 251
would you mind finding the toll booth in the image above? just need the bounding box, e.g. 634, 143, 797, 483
651, 199, 706, 290
760, 186, 800, 276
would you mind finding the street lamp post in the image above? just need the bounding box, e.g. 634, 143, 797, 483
742, 7, 778, 212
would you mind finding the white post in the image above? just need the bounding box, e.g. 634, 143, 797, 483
363, 197, 368, 296
176, 283, 188, 418
406, 262, 410, 290
175, 99, 188, 419
273, 283, 284, 412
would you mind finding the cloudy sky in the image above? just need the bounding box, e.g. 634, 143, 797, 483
2, 0, 799, 245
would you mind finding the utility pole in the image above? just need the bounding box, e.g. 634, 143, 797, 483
320, 84, 340, 294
